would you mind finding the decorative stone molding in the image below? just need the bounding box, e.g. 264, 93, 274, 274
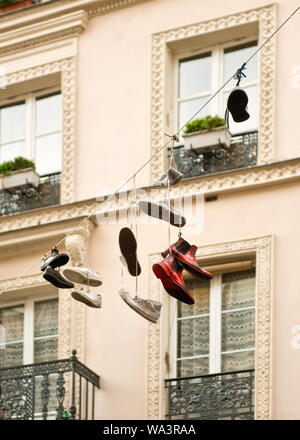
150, 4, 276, 180
3, 57, 76, 204
87, 0, 151, 18
0, 272, 46, 293
148, 236, 273, 420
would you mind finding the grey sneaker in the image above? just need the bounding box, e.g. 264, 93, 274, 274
71, 288, 102, 308
63, 267, 102, 287
138, 199, 186, 227
119, 288, 161, 323
145, 167, 183, 189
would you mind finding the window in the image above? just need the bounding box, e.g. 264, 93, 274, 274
0, 297, 58, 368
177, 40, 258, 136
0, 90, 62, 176
173, 267, 255, 378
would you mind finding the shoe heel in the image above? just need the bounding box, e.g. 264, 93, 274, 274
152, 263, 165, 280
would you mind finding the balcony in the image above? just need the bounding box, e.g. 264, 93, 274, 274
0, 172, 61, 217
0, 350, 100, 420
165, 370, 255, 420
172, 131, 258, 179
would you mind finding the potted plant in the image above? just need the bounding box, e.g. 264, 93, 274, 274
0, 156, 39, 191
182, 115, 232, 154
0, 0, 35, 15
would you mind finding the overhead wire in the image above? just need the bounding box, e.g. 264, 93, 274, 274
0, 4, 299, 297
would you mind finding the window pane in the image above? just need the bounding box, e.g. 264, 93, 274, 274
34, 299, 58, 338
222, 309, 255, 352
0, 102, 25, 142
177, 357, 209, 378
223, 42, 258, 84
222, 269, 255, 310
35, 94, 62, 136
35, 133, 62, 175
222, 350, 254, 373
179, 54, 212, 97
34, 299, 58, 363
0, 141, 26, 163
179, 97, 211, 131
179, 278, 210, 317
178, 316, 209, 358
0, 305, 24, 368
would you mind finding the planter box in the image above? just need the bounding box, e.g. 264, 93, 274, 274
0, 168, 39, 191
182, 126, 232, 154
0, 0, 34, 15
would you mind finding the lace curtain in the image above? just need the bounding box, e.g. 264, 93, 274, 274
0, 305, 24, 368
34, 299, 58, 363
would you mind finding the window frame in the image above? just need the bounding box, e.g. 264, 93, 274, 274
170, 267, 256, 378
0, 292, 58, 366
0, 86, 61, 176
173, 35, 259, 137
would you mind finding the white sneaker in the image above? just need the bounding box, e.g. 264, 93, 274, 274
63, 267, 102, 287
119, 288, 161, 323
71, 289, 102, 308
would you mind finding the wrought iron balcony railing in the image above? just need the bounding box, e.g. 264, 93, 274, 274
0, 172, 61, 217
0, 350, 100, 420
165, 369, 255, 420
172, 131, 258, 179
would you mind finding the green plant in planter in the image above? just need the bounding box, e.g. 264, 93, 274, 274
0, 156, 35, 175
184, 115, 225, 134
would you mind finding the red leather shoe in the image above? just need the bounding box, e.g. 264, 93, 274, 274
161, 238, 213, 280
152, 254, 194, 305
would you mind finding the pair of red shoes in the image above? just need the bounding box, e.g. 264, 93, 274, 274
152, 237, 213, 305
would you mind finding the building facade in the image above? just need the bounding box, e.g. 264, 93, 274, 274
0, 0, 299, 420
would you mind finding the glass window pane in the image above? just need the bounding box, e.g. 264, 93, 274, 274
222, 309, 255, 352
34, 337, 58, 363
0, 305, 24, 368
34, 299, 58, 338
222, 350, 254, 373
223, 42, 258, 84
178, 317, 209, 358
179, 97, 211, 131
0, 141, 26, 163
0, 102, 25, 143
223, 84, 258, 134
35, 133, 62, 175
177, 357, 209, 378
179, 278, 210, 317
35, 94, 62, 136
179, 54, 212, 98
222, 269, 255, 310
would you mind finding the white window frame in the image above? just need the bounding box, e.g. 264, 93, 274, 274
170, 270, 256, 378
173, 35, 259, 137
0, 292, 58, 366
0, 86, 61, 175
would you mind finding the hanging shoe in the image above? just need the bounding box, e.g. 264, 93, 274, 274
119, 288, 161, 323
152, 254, 194, 305
226, 87, 250, 122
119, 227, 141, 277
71, 288, 102, 308
144, 167, 184, 189
43, 266, 74, 289
63, 267, 102, 287
41, 248, 69, 272
161, 238, 213, 279
138, 199, 186, 228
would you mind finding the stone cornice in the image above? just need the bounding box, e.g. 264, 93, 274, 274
0, 158, 299, 236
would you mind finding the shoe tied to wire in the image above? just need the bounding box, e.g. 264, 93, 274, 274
138, 199, 186, 228
43, 266, 74, 289
152, 254, 194, 305
146, 167, 184, 189
161, 238, 213, 280
41, 248, 69, 272
119, 288, 161, 323
71, 288, 102, 308
63, 267, 102, 287
226, 87, 250, 123
119, 227, 141, 277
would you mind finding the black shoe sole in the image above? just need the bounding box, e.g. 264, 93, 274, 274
43, 267, 74, 289
119, 228, 141, 277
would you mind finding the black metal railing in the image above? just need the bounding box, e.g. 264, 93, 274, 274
165, 369, 255, 420
0, 172, 61, 216
0, 350, 100, 420
172, 131, 258, 179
